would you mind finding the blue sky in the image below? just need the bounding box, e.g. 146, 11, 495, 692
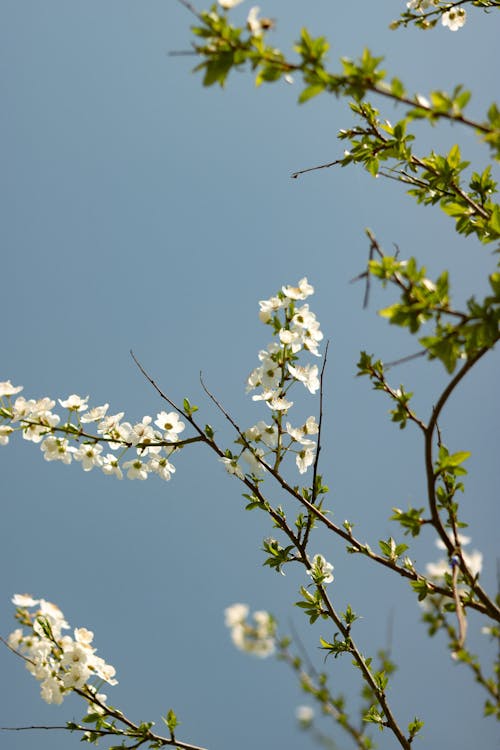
1, 2, 498, 749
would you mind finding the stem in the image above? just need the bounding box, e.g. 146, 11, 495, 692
0, 723, 208, 750
312, 580, 411, 749
424, 347, 500, 621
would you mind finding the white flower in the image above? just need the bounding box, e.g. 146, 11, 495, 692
220, 456, 244, 479
296, 446, 315, 474
154, 411, 185, 442
296, 705, 314, 724
246, 420, 278, 448
268, 395, 293, 411
40, 678, 64, 705
279, 328, 301, 349
80, 404, 109, 423
426, 535, 483, 580
260, 364, 281, 390
91, 656, 118, 685
463, 549, 482, 577
286, 423, 314, 445
97, 412, 125, 435
123, 459, 149, 480
38, 599, 70, 634
219, 0, 244, 8
291, 304, 318, 330
288, 363, 320, 394
224, 603, 249, 627
406, 0, 438, 10
436, 534, 470, 551
0, 380, 23, 397
74, 627, 94, 645
286, 417, 318, 445
12, 593, 40, 607
415, 93, 430, 109
258, 295, 285, 323
246, 6, 269, 36
147, 455, 176, 481
242, 447, 266, 475
0, 425, 13, 445
101, 454, 123, 479
40, 436, 75, 464
442, 8, 466, 31
58, 394, 89, 412
225, 604, 275, 657
124, 416, 155, 446
282, 278, 314, 300
307, 554, 334, 584
22, 411, 60, 443
87, 688, 107, 715
252, 389, 278, 405
74, 443, 104, 471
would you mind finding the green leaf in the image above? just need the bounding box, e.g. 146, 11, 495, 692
298, 84, 325, 104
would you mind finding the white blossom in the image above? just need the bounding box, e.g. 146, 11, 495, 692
247, 6, 268, 36
258, 295, 285, 323
268, 395, 293, 412
219, 456, 245, 480
40, 436, 75, 464
8, 594, 117, 704
219, 0, 244, 8
80, 404, 109, 423
0, 380, 23, 397
58, 394, 89, 412
296, 705, 314, 724
282, 277, 314, 300
225, 603, 275, 657
123, 459, 149, 480
12, 594, 40, 607
73, 443, 104, 471
242, 447, 266, 475
0, 425, 13, 445
224, 603, 249, 627
154, 411, 185, 442
426, 536, 483, 580
296, 446, 315, 473
101, 453, 124, 479
147, 455, 176, 481
442, 8, 466, 31
307, 554, 334, 584
288, 363, 320, 394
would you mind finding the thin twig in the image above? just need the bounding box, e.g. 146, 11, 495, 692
452, 561, 468, 649
291, 159, 342, 179
302, 340, 329, 548
0, 723, 208, 750
0, 635, 34, 665
385, 350, 427, 369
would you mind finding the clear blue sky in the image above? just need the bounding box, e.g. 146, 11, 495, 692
1, 2, 498, 749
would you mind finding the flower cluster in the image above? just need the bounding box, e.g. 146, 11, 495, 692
8, 594, 117, 705
306, 553, 335, 585
220, 279, 323, 480
425, 536, 483, 580
224, 603, 276, 657
405, 0, 466, 30
0, 380, 185, 482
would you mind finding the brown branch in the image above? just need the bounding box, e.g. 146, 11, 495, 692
424, 347, 500, 621
0, 723, 208, 750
